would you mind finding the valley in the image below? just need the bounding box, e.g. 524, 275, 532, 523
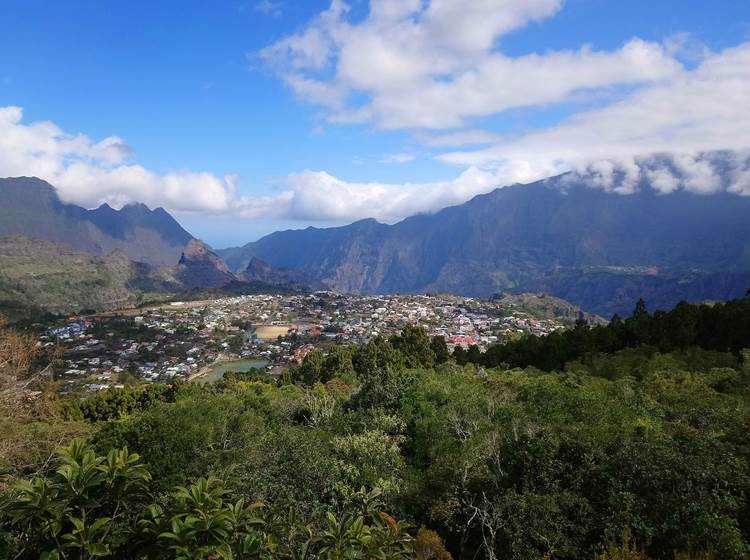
4, 167, 750, 321
44, 291, 592, 394
4, 3, 750, 557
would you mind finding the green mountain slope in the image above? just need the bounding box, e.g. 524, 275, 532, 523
0, 236, 176, 313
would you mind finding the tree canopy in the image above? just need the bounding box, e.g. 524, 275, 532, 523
2, 297, 749, 559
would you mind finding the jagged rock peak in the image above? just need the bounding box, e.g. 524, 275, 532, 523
245, 256, 273, 273
178, 240, 231, 273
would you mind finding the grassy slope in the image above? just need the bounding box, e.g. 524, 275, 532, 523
0, 236, 173, 314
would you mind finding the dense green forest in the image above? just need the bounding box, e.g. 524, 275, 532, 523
1, 297, 750, 559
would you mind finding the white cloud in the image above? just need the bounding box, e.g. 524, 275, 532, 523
564, 151, 750, 197
0, 99, 548, 225
438, 43, 750, 192
233, 160, 563, 223
1, 104, 526, 224
260, 0, 681, 129
644, 166, 680, 195
5, 11, 750, 233
4, 101, 749, 236
254, 0, 283, 18
727, 153, 750, 196
417, 129, 503, 148
379, 153, 416, 164
261, 0, 347, 73
0, 106, 237, 213
251, 1, 750, 215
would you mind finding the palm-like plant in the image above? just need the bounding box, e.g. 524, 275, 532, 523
2, 441, 416, 560
153, 477, 272, 559
1, 438, 151, 559
313, 488, 413, 559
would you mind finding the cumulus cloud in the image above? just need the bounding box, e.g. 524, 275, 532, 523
233, 160, 565, 223
5, 3, 750, 232
254, 0, 283, 18
565, 151, 750, 197
0, 105, 554, 223
260, 0, 681, 129
439, 43, 750, 193
5, 104, 748, 235
727, 155, 750, 196
379, 153, 416, 164
0, 106, 237, 213
251, 0, 750, 215
416, 129, 503, 148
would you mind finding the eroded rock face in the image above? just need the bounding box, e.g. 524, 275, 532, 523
174, 240, 235, 289
239, 257, 325, 292
0, 177, 194, 267
219, 161, 750, 316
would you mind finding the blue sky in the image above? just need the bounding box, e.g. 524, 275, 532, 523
1, 0, 749, 247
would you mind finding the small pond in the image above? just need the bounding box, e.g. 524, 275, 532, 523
197, 358, 269, 385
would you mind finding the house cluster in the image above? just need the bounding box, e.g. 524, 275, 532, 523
42, 292, 571, 394
287, 293, 567, 351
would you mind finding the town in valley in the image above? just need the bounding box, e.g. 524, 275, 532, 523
42, 292, 594, 394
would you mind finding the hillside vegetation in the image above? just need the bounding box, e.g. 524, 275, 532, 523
1, 297, 750, 559
0, 236, 182, 314
0, 236, 303, 316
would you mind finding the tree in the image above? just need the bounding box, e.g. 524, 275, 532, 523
465, 344, 481, 364
140, 476, 270, 559
431, 336, 450, 365
1, 439, 151, 559
390, 325, 436, 368
299, 350, 325, 386
1, 442, 418, 559
324, 346, 355, 380
632, 298, 648, 319
352, 336, 403, 377
414, 527, 453, 559
594, 529, 647, 560
453, 345, 467, 365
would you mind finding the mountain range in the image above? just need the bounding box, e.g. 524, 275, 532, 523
2, 167, 750, 317
219, 171, 750, 317
0, 177, 304, 314
0, 177, 193, 266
